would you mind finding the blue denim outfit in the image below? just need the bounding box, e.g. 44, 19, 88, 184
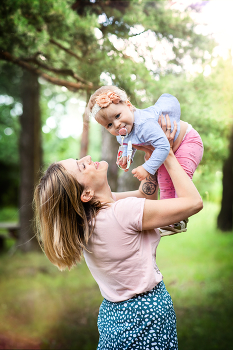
116, 93, 181, 175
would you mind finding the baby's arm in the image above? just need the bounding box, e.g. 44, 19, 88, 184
133, 119, 170, 178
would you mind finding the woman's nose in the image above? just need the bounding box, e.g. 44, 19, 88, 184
86, 155, 92, 164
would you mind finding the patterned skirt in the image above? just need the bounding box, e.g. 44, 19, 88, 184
97, 281, 178, 350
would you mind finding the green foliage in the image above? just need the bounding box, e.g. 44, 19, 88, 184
0, 207, 19, 222
0, 0, 221, 207
0, 63, 21, 207
0, 0, 213, 92
143, 53, 233, 198
39, 80, 102, 167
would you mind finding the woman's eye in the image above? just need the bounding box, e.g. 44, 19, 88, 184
107, 123, 112, 128
115, 114, 120, 119
82, 163, 85, 169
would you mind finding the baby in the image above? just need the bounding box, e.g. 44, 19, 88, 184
88, 86, 204, 235
89, 86, 180, 181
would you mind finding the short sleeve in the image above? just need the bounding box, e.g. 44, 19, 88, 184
112, 197, 145, 233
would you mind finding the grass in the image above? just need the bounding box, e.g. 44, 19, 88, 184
0, 207, 19, 222
0, 201, 233, 349
157, 202, 233, 350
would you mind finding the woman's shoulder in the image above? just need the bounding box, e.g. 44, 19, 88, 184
110, 197, 145, 231
95, 197, 146, 233
112, 196, 145, 206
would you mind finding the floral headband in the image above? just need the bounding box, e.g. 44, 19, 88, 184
89, 90, 127, 119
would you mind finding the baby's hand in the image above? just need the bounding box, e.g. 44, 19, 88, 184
132, 166, 149, 181
117, 156, 127, 169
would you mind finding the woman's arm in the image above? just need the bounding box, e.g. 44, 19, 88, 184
113, 171, 159, 201
142, 149, 203, 230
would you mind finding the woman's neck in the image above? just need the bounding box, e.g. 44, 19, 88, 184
95, 183, 115, 204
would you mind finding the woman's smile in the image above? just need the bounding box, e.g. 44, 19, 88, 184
94, 162, 100, 169
60, 156, 108, 190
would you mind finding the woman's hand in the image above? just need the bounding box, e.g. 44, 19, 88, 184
132, 144, 154, 162
158, 114, 177, 149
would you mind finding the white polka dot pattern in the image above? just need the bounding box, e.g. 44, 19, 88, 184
97, 281, 178, 350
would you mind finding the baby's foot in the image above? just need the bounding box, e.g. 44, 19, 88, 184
159, 219, 188, 237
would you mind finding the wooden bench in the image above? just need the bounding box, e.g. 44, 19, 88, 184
0, 223, 20, 251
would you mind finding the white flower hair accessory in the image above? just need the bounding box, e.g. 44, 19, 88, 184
89, 89, 127, 119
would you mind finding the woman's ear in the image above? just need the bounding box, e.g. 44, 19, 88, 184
81, 188, 94, 203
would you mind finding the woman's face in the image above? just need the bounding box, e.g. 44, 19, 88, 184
59, 156, 108, 190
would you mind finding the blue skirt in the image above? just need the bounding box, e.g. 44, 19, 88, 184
97, 281, 178, 350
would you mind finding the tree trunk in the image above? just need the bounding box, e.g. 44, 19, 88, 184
101, 129, 119, 192
80, 92, 91, 158
19, 71, 42, 251
217, 126, 233, 231
117, 151, 144, 192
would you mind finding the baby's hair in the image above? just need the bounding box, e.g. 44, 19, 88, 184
87, 85, 129, 120
33, 163, 106, 271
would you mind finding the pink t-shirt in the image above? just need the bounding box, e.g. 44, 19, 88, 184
83, 197, 163, 302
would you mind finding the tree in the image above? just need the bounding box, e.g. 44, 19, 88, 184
18, 70, 42, 250
217, 126, 233, 231
0, 0, 98, 250
214, 54, 233, 231
0, 0, 213, 250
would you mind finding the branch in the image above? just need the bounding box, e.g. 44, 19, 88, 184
0, 51, 93, 92
49, 38, 82, 61
129, 30, 147, 37
21, 56, 89, 84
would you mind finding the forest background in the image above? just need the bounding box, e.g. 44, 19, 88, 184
0, 0, 233, 349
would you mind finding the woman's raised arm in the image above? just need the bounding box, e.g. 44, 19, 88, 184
142, 148, 203, 230
112, 144, 159, 201
113, 170, 158, 201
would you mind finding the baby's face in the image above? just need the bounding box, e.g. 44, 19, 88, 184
95, 102, 134, 136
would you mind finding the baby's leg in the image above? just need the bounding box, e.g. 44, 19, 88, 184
158, 164, 175, 199
174, 128, 203, 197
158, 128, 204, 200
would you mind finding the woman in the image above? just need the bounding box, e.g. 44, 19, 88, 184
34, 116, 203, 349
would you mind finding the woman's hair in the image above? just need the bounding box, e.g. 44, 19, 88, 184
87, 85, 129, 119
33, 163, 105, 271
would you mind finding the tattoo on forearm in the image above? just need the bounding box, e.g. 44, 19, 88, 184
142, 172, 158, 195
142, 182, 156, 195
146, 173, 158, 183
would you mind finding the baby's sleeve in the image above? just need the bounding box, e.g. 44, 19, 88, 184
113, 197, 145, 233
139, 119, 170, 175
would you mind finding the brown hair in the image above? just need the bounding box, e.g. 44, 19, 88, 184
87, 85, 129, 120
34, 163, 105, 271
